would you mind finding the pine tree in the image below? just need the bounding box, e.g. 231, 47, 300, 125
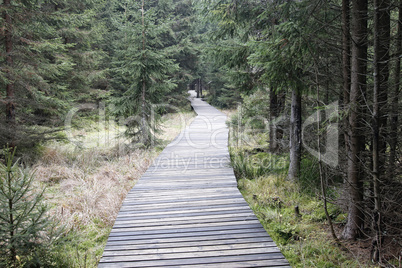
0, 147, 49, 266
111, 0, 179, 146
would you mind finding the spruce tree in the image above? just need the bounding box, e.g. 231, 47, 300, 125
0, 147, 50, 266
111, 0, 179, 146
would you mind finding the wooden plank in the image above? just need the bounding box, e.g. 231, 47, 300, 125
116, 206, 252, 220
117, 204, 253, 216
127, 188, 241, 197
113, 216, 261, 230
108, 221, 264, 236
98, 253, 286, 267
100, 248, 283, 262
102, 242, 280, 257
118, 203, 251, 214
105, 231, 273, 246
103, 237, 274, 251
106, 228, 269, 242
120, 198, 248, 210
161, 260, 292, 268
123, 192, 244, 202
113, 212, 258, 226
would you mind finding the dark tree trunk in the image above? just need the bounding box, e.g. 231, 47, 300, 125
371, 0, 390, 260
288, 86, 301, 181
388, 4, 401, 177
196, 79, 200, 98
342, 0, 351, 183
3, 0, 15, 125
342, 0, 367, 240
141, 0, 149, 145
269, 87, 279, 153
199, 78, 203, 97
269, 88, 284, 154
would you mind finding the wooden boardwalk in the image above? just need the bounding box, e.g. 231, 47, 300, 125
98, 91, 290, 267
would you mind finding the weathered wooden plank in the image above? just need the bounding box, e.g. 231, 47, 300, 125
116, 206, 252, 220
129, 184, 239, 191
113, 217, 260, 230
103, 237, 274, 251
113, 212, 257, 226
102, 242, 280, 257
120, 198, 248, 210
109, 221, 263, 236
98, 253, 286, 267
126, 188, 240, 197
161, 260, 292, 268
117, 204, 253, 216
123, 193, 244, 203
118, 204, 250, 215
105, 231, 273, 246
106, 228, 269, 242
100, 248, 283, 262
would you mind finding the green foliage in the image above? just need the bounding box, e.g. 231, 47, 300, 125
0, 0, 109, 149
110, 0, 180, 146
0, 147, 64, 267
228, 90, 280, 151
231, 149, 288, 180
51, 224, 111, 267
202, 39, 257, 108
200, 0, 341, 108
239, 90, 270, 130
247, 1, 318, 92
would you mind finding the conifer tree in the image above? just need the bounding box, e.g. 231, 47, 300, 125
0, 147, 50, 266
111, 0, 179, 146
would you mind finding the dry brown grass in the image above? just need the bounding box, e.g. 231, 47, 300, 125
36, 111, 195, 229
35, 148, 153, 228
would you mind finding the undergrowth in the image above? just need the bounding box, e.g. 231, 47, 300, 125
230, 144, 364, 267
237, 174, 360, 267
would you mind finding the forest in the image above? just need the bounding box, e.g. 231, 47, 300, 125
0, 0, 401, 267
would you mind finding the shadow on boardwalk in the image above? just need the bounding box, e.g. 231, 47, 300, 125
98, 91, 290, 268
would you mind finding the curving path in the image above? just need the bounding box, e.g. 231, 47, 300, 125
98, 91, 290, 267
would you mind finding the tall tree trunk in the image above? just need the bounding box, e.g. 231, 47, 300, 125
342, 0, 367, 240
196, 79, 200, 98
199, 78, 203, 97
270, 87, 279, 153
372, 0, 390, 260
342, 0, 351, 184
342, 0, 351, 169
388, 3, 401, 177
3, 0, 15, 125
141, 0, 148, 145
269, 86, 285, 154
288, 86, 302, 181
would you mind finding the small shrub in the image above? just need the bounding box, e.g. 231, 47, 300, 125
0, 147, 64, 267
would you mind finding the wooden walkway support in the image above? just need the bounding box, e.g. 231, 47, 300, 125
98, 91, 290, 267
